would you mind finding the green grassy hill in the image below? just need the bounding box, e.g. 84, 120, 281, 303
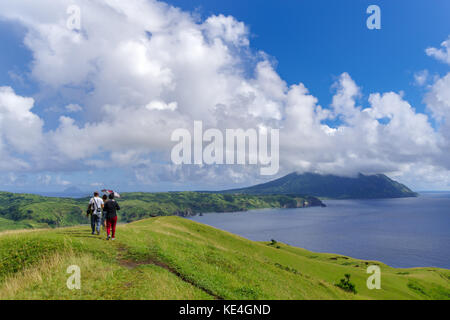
0, 217, 31, 232
224, 172, 418, 199
0, 217, 448, 300
0, 192, 87, 229
0, 191, 323, 231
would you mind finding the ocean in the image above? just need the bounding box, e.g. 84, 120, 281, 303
189, 192, 450, 269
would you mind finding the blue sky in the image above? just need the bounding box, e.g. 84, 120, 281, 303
0, 0, 449, 193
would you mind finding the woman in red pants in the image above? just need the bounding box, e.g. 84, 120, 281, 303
103, 193, 120, 240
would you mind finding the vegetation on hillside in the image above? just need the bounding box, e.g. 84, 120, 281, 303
0, 217, 448, 300
336, 274, 357, 294
223, 172, 418, 199
0, 191, 324, 231
0, 192, 85, 229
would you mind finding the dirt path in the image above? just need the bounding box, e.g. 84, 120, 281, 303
115, 244, 224, 300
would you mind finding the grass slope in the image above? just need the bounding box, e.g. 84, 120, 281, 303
0, 217, 448, 300
0, 217, 31, 232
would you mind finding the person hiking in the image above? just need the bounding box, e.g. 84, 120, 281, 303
104, 192, 120, 240
101, 194, 108, 229
87, 191, 104, 235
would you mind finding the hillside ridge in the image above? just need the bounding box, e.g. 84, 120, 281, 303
0, 217, 448, 300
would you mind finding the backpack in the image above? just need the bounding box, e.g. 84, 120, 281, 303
88, 198, 101, 216
92, 198, 102, 216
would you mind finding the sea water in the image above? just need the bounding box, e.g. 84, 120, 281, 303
189, 192, 450, 268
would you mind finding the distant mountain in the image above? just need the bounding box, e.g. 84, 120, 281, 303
34, 186, 89, 198
222, 172, 418, 199
63, 186, 84, 194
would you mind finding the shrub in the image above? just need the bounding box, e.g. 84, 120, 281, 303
336, 273, 357, 294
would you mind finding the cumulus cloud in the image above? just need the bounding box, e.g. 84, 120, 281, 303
0, 86, 44, 153
280, 73, 440, 178
0, 1, 449, 189
0, 86, 45, 171
203, 14, 249, 47
424, 72, 450, 169
425, 73, 450, 122
426, 36, 450, 65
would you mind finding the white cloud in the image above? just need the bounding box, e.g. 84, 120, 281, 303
424, 72, 450, 171
426, 36, 450, 65
0, 86, 44, 154
279, 73, 440, 178
414, 70, 429, 86
0, 86, 45, 171
331, 72, 362, 120
203, 14, 249, 47
146, 100, 177, 111
425, 73, 450, 122
65, 103, 82, 113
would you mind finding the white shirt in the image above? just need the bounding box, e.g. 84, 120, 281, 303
89, 196, 104, 216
